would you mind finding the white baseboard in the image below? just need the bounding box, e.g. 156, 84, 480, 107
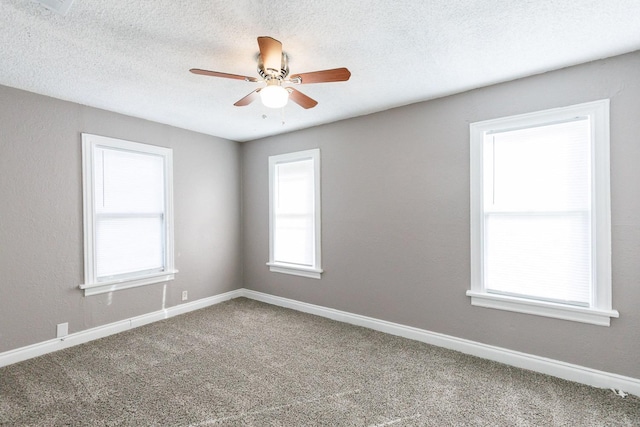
2, 287, 638, 398
0, 289, 243, 368
240, 289, 640, 397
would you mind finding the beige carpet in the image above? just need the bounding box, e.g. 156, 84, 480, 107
1, 298, 638, 426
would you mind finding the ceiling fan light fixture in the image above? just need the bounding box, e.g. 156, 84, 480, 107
260, 83, 289, 108
191, 36, 350, 109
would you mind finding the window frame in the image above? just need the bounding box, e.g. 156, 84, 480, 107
80, 133, 176, 296
468, 100, 619, 326
267, 148, 323, 279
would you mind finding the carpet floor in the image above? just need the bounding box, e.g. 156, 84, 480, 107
1, 297, 638, 426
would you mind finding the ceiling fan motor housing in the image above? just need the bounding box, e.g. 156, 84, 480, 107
258, 53, 289, 80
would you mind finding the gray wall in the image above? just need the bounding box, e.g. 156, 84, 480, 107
2, 51, 639, 380
0, 85, 242, 353
242, 51, 640, 379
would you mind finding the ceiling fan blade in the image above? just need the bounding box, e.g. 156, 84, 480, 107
290, 67, 351, 84
257, 36, 283, 74
287, 87, 318, 109
234, 89, 261, 107
190, 68, 258, 82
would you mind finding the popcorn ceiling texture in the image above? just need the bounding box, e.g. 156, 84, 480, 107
1, 0, 640, 141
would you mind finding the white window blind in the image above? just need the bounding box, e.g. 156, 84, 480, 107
94, 147, 166, 279
483, 119, 592, 306
81, 134, 175, 296
268, 149, 322, 279
273, 159, 315, 266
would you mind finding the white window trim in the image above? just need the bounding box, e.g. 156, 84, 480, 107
267, 149, 323, 279
266, 264, 324, 279
468, 100, 619, 326
80, 134, 177, 296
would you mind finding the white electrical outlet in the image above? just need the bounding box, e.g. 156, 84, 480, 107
56, 322, 68, 338
181, 291, 188, 301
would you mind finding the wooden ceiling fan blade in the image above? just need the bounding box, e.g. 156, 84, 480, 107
234, 89, 261, 106
290, 67, 351, 84
257, 36, 283, 73
190, 68, 258, 82
287, 88, 318, 109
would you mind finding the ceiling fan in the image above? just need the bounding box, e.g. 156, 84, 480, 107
190, 36, 351, 109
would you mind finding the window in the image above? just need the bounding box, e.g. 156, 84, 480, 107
468, 100, 618, 326
80, 134, 176, 296
267, 149, 322, 278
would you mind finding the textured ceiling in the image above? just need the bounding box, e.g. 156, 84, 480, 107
2, 1, 640, 142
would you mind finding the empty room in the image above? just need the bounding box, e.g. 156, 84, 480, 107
1, 0, 639, 425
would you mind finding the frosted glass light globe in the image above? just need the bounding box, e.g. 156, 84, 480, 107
260, 85, 289, 108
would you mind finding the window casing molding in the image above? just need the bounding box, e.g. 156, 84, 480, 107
468, 100, 618, 326
80, 134, 176, 296
267, 149, 323, 279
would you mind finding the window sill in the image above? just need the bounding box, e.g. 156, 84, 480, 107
466, 290, 619, 326
80, 270, 178, 296
266, 262, 323, 279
